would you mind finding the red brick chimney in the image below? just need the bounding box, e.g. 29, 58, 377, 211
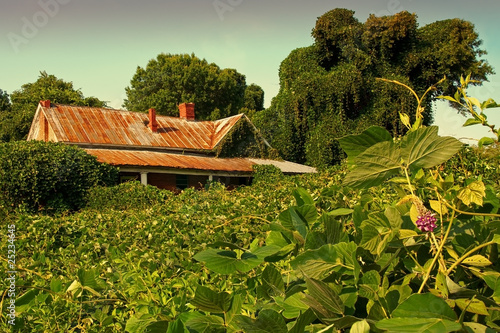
149, 108, 158, 132
40, 100, 51, 107
179, 103, 195, 121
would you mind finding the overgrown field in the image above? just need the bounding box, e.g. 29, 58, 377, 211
1, 146, 500, 332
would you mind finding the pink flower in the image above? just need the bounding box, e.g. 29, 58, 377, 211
416, 211, 437, 232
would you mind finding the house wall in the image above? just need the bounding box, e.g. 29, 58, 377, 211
119, 171, 247, 191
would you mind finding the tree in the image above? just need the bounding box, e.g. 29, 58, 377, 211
0, 72, 106, 142
123, 53, 263, 120
0, 89, 10, 112
258, 9, 493, 168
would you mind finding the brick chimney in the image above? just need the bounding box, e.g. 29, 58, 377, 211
40, 100, 51, 108
149, 108, 158, 132
179, 103, 195, 121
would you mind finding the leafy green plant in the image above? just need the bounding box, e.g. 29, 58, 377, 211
188, 79, 500, 332
438, 74, 500, 147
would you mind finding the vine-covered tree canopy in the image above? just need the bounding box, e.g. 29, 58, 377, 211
253, 8, 493, 168
123, 53, 263, 120
0, 72, 106, 142
0, 89, 10, 112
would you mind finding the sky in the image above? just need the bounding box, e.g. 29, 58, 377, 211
1, 0, 500, 144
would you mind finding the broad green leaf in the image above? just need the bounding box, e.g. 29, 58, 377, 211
274, 293, 309, 319
466, 96, 482, 109
293, 188, 315, 206
461, 255, 492, 267
304, 277, 344, 315
328, 208, 354, 217
190, 285, 232, 313
455, 298, 489, 316
463, 322, 497, 333
481, 98, 499, 110
266, 230, 290, 248
360, 225, 390, 255
376, 318, 462, 333
261, 265, 285, 296
399, 112, 411, 129
77, 268, 105, 291
438, 95, 459, 103
338, 125, 393, 163
399, 229, 418, 239
384, 206, 403, 230
184, 315, 225, 333
125, 314, 169, 333
15, 289, 39, 313
322, 213, 347, 245
225, 293, 242, 326
193, 249, 240, 274
279, 205, 317, 239
343, 141, 402, 189
457, 180, 486, 206
493, 234, 500, 245
291, 242, 359, 280
478, 136, 495, 148
435, 272, 449, 298
233, 309, 287, 333
392, 293, 457, 321
50, 279, 63, 293
166, 318, 188, 333
463, 118, 482, 127
287, 308, 317, 333
194, 245, 281, 274
430, 200, 448, 215
401, 126, 463, 172
350, 319, 371, 333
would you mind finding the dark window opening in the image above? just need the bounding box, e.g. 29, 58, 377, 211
176, 175, 189, 190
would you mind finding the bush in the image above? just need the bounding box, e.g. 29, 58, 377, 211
251, 164, 283, 185
85, 181, 173, 211
0, 141, 118, 213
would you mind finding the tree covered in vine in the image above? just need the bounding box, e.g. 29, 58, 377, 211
253, 9, 493, 168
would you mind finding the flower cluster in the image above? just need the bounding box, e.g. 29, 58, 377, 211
416, 211, 437, 232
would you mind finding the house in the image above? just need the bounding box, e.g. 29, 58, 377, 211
27, 100, 316, 191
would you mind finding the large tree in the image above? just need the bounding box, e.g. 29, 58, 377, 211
0, 72, 106, 142
123, 53, 263, 120
254, 9, 493, 168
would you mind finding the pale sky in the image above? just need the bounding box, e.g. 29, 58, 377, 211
1, 0, 500, 143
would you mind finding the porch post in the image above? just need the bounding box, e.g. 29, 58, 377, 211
140, 172, 148, 186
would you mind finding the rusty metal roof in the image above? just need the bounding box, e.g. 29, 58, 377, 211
85, 149, 316, 174
37, 104, 243, 151
28, 102, 316, 175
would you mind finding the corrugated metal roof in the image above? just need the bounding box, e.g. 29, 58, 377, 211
40, 104, 243, 150
85, 149, 316, 174
28, 102, 316, 175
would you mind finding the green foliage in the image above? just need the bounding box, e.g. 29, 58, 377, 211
258, 8, 493, 167
124, 53, 263, 120
0, 141, 118, 213
85, 181, 173, 211
0, 89, 10, 112
0, 171, 330, 332
438, 74, 500, 146
214, 116, 276, 158
0, 71, 106, 142
252, 164, 284, 185
2, 83, 499, 331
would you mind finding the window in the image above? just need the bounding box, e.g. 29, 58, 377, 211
176, 175, 189, 190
